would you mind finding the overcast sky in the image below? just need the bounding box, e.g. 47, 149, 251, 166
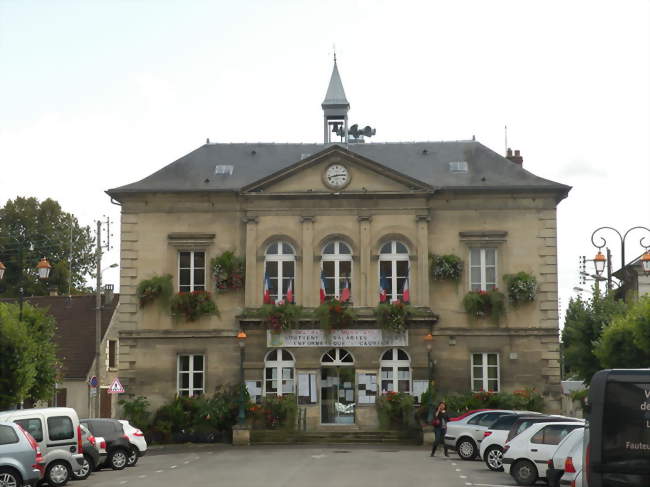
1, 0, 649, 322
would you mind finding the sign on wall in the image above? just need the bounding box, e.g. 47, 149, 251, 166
358, 373, 377, 404
267, 329, 408, 347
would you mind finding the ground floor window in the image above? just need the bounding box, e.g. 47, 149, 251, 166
264, 349, 295, 396
177, 354, 204, 396
471, 352, 499, 392
380, 348, 411, 393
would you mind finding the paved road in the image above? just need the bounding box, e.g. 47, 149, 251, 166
77, 444, 548, 487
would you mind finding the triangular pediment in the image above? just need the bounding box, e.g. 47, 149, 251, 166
241, 145, 432, 195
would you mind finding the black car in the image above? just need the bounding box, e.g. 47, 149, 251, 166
71, 424, 106, 480
80, 419, 132, 471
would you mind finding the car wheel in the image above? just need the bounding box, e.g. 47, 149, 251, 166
484, 445, 504, 471
456, 437, 477, 460
126, 449, 139, 467
46, 461, 71, 487
0, 468, 23, 487
109, 449, 128, 470
511, 459, 538, 486
72, 455, 93, 480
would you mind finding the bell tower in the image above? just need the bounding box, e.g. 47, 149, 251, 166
321, 55, 349, 143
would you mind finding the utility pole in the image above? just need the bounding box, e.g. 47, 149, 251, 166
94, 220, 102, 417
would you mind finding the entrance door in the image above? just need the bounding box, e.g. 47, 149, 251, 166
320, 348, 355, 424
100, 388, 111, 418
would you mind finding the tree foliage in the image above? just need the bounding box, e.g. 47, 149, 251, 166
0, 302, 60, 408
561, 286, 627, 383
0, 197, 95, 297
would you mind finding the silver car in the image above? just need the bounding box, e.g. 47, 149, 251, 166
0, 421, 43, 487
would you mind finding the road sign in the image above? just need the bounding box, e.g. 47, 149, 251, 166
89, 376, 98, 388
90, 388, 97, 397
107, 377, 125, 394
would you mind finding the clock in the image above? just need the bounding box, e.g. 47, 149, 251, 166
324, 163, 350, 189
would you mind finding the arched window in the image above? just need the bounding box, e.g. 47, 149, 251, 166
265, 241, 296, 303
320, 348, 355, 365
321, 240, 352, 301
264, 349, 295, 397
380, 348, 411, 393
379, 240, 410, 302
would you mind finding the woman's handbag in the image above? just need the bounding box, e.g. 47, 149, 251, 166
433, 418, 441, 427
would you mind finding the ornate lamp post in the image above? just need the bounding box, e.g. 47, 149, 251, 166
590, 226, 650, 290
0, 256, 51, 320
236, 330, 248, 425
423, 331, 434, 423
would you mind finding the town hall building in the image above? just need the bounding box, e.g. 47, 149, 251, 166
106, 61, 570, 429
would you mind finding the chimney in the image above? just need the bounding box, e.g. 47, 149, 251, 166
506, 148, 523, 166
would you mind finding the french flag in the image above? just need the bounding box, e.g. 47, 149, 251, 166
379, 274, 389, 303
263, 274, 273, 304
286, 279, 294, 304
402, 277, 410, 303
340, 278, 350, 302
320, 271, 326, 304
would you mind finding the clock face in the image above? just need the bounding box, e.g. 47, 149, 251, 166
325, 164, 349, 189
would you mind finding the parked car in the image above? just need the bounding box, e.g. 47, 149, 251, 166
80, 419, 132, 470
444, 409, 516, 460
546, 427, 584, 487
449, 409, 492, 422
479, 412, 542, 471
72, 424, 107, 480
0, 421, 44, 487
0, 407, 84, 487
505, 414, 580, 444
502, 421, 584, 485
118, 420, 147, 467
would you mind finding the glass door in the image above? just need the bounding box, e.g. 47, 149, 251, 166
321, 366, 355, 424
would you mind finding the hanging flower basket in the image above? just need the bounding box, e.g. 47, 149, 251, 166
429, 254, 463, 281
314, 299, 357, 333
374, 301, 414, 333
257, 303, 303, 334
210, 251, 245, 292
503, 272, 537, 304
462, 289, 506, 323
136, 274, 173, 308
170, 291, 219, 321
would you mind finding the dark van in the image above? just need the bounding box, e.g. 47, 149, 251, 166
585, 369, 650, 487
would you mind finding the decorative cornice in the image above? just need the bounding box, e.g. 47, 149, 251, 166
300, 216, 315, 223
358, 215, 372, 223
416, 215, 430, 223
167, 233, 215, 248
242, 216, 259, 224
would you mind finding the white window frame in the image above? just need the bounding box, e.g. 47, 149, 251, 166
378, 240, 410, 302
471, 352, 500, 392
265, 241, 296, 302
178, 250, 206, 292
320, 348, 355, 366
263, 349, 295, 397
177, 354, 205, 397
469, 247, 497, 291
321, 240, 352, 300
379, 348, 412, 394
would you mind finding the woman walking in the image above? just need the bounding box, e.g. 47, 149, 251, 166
430, 401, 449, 457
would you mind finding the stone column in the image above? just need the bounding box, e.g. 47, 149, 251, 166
358, 216, 372, 306
243, 217, 258, 307
301, 216, 314, 307
416, 215, 430, 307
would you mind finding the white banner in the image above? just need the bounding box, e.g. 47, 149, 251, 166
267, 329, 408, 347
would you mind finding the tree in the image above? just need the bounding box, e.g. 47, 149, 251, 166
0, 197, 95, 296
561, 286, 627, 383
0, 302, 60, 408
595, 297, 650, 368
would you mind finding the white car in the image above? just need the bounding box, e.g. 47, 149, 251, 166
545, 427, 584, 487
118, 420, 147, 467
444, 410, 515, 460
502, 421, 584, 485
479, 413, 541, 471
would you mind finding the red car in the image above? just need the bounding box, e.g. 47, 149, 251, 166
449, 409, 492, 421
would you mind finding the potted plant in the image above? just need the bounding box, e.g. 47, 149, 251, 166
210, 251, 245, 292
314, 299, 357, 333
374, 301, 414, 333
430, 254, 463, 281
257, 302, 304, 334
170, 291, 219, 321
462, 289, 506, 323
503, 272, 537, 304
136, 274, 173, 307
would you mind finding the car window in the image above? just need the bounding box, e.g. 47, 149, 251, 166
478, 413, 505, 427
516, 420, 534, 435
532, 424, 581, 445
467, 413, 486, 425
492, 415, 517, 430
0, 425, 19, 445
14, 418, 43, 442
531, 428, 545, 443
47, 416, 74, 441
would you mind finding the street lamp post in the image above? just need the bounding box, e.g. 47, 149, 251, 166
590, 226, 650, 290
236, 330, 247, 426
423, 331, 434, 423
0, 255, 51, 321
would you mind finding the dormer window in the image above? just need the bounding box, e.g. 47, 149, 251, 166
214, 165, 234, 175
449, 161, 468, 173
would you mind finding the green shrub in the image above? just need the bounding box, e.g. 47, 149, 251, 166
170, 291, 219, 321
314, 299, 357, 333
118, 396, 151, 429
210, 251, 245, 292
430, 254, 463, 281
248, 394, 297, 429
376, 391, 415, 429
374, 301, 414, 333
442, 388, 544, 416
257, 303, 304, 333
462, 290, 506, 323
136, 274, 173, 308
503, 272, 537, 304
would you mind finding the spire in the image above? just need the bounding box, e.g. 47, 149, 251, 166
322, 58, 349, 108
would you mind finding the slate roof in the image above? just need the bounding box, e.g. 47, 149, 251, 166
107, 141, 570, 199
0, 295, 119, 380
322, 62, 349, 107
